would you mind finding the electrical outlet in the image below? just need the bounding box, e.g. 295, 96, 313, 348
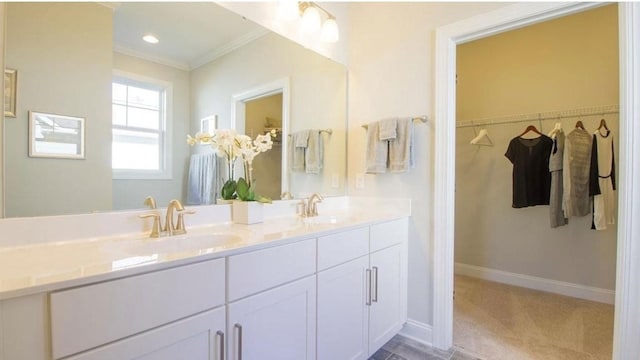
355, 173, 365, 189
331, 173, 340, 188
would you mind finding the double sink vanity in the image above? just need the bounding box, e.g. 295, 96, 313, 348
0, 197, 410, 360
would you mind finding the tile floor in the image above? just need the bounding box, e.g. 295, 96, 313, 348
370, 334, 483, 360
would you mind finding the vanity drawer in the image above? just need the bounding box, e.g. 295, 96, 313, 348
317, 227, 369, 271
50, 259, 225, 359
370, 218, 408, 252
228, 239, 316, 301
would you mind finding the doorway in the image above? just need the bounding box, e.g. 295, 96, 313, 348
232, 78, 290, 198
433, 3, 640, 359
244, 93, 283, 200
452, 5, 617, 359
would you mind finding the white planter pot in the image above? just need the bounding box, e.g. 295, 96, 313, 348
216, 198, 233, 205
232, 201, 264, 224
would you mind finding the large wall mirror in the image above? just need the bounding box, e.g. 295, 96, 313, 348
2, 2, 347, 218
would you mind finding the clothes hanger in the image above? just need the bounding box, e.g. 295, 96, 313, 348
547, 122, 563, 138
470, 128, 493, 146
575, 120, 585, 130
518, 125, 542, 138
598, 118, 609, 131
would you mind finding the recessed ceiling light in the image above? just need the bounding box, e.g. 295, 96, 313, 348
142, 34, 159, 44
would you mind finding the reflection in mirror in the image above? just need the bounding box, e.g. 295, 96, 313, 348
2, 2, 347, 218
28, 111, 85, 159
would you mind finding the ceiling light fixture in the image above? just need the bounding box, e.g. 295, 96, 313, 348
290, 2, 340, 43
142, 34, 159, 44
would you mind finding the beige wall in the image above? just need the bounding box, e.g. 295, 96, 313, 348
4, 3, 113, 217
245, 94, 282, 200
347, 2, 510, 326
191, 32, 347, 198
455, 5, 618, 290
112, 52, 191, 210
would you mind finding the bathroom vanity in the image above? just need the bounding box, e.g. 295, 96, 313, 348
0, 198, 409, 360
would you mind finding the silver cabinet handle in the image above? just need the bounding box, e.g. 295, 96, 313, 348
372, 266, 379, 303
216, 331, 225, 360
366, 268, 372, 306
234, 324, 243, 360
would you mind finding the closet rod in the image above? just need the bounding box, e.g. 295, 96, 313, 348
362, 115, 428, 129
456, 105, 619, 129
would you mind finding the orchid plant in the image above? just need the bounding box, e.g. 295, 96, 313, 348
187, 129, 276, 202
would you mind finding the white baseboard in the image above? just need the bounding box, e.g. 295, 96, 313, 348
399, 319, 433, 345
455, 263, 615, 304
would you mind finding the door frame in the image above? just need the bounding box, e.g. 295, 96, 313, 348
432, 3, 640, 359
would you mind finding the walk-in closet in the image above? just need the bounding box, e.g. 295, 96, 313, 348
453, 4, 618, 359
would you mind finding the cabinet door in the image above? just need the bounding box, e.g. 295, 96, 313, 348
368, 244, 403, 353
317, 255, 369, 360
66, 307, 226, 360
227, 276, 316, 360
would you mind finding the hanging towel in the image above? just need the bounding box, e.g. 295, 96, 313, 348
290, 130, 308, 172
187, 153, 217, 205
366, 121, 388, 173
305, 130, 324, 174
389, 117, 414, 172
379, 117, 398, 141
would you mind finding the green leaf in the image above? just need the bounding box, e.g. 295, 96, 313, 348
236, 177, 255, 201
256, 195, 272, 204
221, 179, 237, 200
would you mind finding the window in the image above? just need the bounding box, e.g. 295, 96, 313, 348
112, 74, 172, 179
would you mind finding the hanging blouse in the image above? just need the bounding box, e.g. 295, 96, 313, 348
562, 128, 593, 217
505, 135, 553, 208
549, 131, 568, 228
589, 129, 616, 230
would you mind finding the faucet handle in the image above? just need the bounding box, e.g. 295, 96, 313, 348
296, 200, 308, 218
175, 210, 196, 235
143, 196, 157, 209
139, 213, 162, 238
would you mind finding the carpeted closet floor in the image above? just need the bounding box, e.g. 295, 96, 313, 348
453, 275, 614, 360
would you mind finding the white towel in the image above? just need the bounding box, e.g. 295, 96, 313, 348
187, 153, 217, 205
389, 117, 414, 172
305, 130, 323, 174
366, 122, 388, 174
379, 117, 398, 141
295, 130, 309, 148
291, 131, 308, 172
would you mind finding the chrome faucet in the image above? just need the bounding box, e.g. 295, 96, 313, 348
307, 193, 324, 217
164, 199, 184, 235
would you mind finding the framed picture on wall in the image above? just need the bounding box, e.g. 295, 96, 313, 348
200, 115, 217, 134
4, 69, 17, 118
28, 111, 86, 159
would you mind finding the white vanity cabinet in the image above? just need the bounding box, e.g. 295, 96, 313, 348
49, 259, 226, 359
0, 216, 408, 360
227, 239, 317, 360
65, 307, 226, 360
316, 219, 408, 360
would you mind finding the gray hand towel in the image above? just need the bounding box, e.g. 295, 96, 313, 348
291, 131, 308, 172
305, 130, 323, 174
389, 117, 414, 173
366, 122, 388, 174
379, 117, 398, 141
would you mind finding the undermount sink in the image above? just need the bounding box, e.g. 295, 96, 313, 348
302, 215, 350, 225
127, 233, 243, 255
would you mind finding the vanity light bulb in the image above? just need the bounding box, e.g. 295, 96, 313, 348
142, 34, 159, 44
301, 6, 321, 33
278, 1, 299, 21
321, 18, 339, 43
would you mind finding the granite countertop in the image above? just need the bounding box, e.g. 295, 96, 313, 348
0, 207, 409, 301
